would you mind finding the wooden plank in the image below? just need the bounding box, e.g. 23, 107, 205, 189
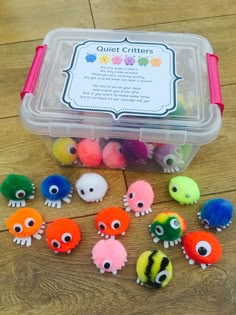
90, 0, 236, 29
0, 191, 235, 314
131, 15, 236, 86
0, 16, 235, 119
0, 0, 94, 44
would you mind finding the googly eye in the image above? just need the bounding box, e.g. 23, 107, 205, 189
51, 239, 61, 249
80, 189, 85, 195
155, 270, 169, 284
128, 192, 135, 199
111, 220, 121, 230
49, 185, 59, 195
116, 144, 123, 155
171, 186, 178, 193
203, 219, 209, 225
155, 225, 164, 236
13, 223, 23, 233
67, 145, 77, 155
102, 260, 112, 270
164, 154, 176, 166
25, 217, 35, 228
15, 190, 26, 199
137, 202, 144, 208
98, 222, 107, 231
196, 241, 212, 257
89, 188, 94, 192
170, 218, 180, 229
61, 233, 72, 243
175, 147, 182, 155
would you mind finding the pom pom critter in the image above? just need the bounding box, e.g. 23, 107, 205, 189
75, 173, 108, 202
149, 211, 187, 248
40, 174, 73, 208
95, 207, 130, 238
102, 142, 126, 169
169, 176, 200, 205
6, 208, 45, 246
154, 144, 184, 173
77, 139, 102, 167
123, 180, 154, 217
46, 218, 81, 254
136, 250, 173, 288
52, 137, 77, 165
122, 140, 153, 166
92, 239, 127, 275
0, 174, 35, 207
182, 231, 222, 269
198, 198, 234, 231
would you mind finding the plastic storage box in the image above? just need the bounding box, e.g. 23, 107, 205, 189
20, 28, 223, 173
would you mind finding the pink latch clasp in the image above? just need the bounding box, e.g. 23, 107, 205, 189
20, 45, 47, 100
207, 53, 224, 115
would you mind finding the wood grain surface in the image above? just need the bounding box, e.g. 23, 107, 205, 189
0, 1, 236, 314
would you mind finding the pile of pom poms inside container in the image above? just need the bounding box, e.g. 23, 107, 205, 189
0, 173, 234, 289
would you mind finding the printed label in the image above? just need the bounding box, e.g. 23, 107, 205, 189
61, 38, 182, 119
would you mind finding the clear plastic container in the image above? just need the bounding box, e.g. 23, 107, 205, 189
20, 28, 223, 173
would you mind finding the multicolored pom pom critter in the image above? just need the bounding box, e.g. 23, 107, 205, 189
92, 239, 127, 275
6, 208, 45, 246
40, 174, 73, 208
52, 137, 77, 165
149, 211, 187, 248
182, 231, 222, 269
46, 218, 81, 254
0, 174, 35, 207
95, 207, 130, 238
136, 250, 173, 288
198, 198, 234, 231
169, 176, 200, 205
123, 180, 154, 217
75, 173, 108, 202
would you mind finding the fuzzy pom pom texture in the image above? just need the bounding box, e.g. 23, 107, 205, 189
46, 218, 81, 254
76, 173, 108, 202
95, 207, 130, 238
123, 180, 154, 217
92, 239, 127, 275
6, 208, 45, 247
0, 174, 35, 207
40, 174, 73, 208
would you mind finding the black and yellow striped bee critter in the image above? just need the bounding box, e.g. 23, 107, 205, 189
136, 250, 173, 288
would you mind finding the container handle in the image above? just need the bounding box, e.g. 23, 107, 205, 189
207, 53, 224, 115
20, 45, 47, 100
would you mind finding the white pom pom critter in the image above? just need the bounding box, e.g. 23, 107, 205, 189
75, 173, 108, 202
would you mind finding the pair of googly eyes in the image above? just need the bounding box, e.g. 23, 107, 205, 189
128, 193, 144, 208
80, 188, 94, 195
13, 217, 35, 233
50, 233, 73, 249
195, 241, 212, 257
98, 220, 121, 231
154, 219, 180, 235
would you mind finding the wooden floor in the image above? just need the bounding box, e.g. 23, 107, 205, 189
0, 1, 236, 314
